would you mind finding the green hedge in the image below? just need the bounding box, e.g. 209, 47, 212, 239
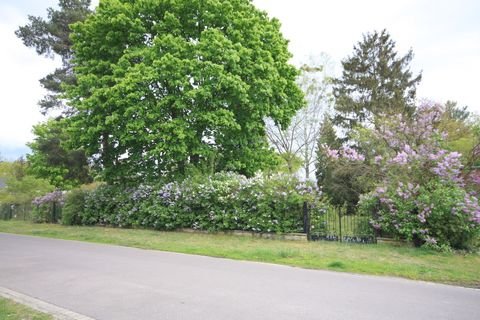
62, 172, 326, 233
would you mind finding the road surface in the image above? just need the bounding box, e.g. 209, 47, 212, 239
0, 233, 478, 320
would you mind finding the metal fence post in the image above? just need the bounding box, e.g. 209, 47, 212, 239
303, 201, 311, 240
338, 206, 342, 243
52, 201, 56, 223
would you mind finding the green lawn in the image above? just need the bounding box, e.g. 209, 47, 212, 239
0, 297, 52, 320
0, 221, 479, 288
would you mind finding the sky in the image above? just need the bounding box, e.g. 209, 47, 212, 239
0, 0, 479, 160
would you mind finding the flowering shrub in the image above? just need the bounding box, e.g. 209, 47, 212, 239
324, 146, 365, 162
359, 182, 479, 249
354, 104, 480, 249
32, 190, 64, 206
466, 170, 480, 194
61, 172, 326, 233
31, 190, 65, 223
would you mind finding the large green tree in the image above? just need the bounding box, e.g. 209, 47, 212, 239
67, 0, 304, 183
27, 119, 92, 189
15, 0, 92, 114
333, 29, 422, 133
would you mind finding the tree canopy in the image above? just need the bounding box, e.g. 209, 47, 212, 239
0, 159, 53, 205
333, 29, 422, 133
27, 119, 92, 189
67, 0, 304, 183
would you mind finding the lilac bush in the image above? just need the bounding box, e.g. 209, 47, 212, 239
31, 190, 65, 223
323, 145, 365, 162
359, 181, 479, 248
70, 172, 326, 233
354, 103, 480, 249
32, 190, 65, 206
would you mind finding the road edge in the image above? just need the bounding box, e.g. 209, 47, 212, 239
1, 231, 479, 290
0, 286, 96, 320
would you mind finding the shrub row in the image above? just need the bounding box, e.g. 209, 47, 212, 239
60, 172, 326, 233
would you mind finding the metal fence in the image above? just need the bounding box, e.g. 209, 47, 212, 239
0, 203, 33, 221
308, 205, 376, 244
1, 200, 374, 243
0, 202, 61, 223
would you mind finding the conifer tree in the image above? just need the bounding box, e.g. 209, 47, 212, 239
333, 29, 421, 132
15, 0, 92, 114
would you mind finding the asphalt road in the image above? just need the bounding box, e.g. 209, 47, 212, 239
0, 233, 478, 320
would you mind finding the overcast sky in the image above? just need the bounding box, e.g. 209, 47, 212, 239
1, 0, 479, 160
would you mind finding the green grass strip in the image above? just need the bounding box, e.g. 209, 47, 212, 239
0, 297, 53, 320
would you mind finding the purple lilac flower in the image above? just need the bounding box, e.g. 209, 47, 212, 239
340, 146, 365, 161
390, 151, 409, 165
323, 145, 339, 160
431, 151, 463, 184
32, 191, 65, 206
375, 187, 386, 194
374, 155, 383, 164
370, 220, 382, 230
425, 236, 437, 245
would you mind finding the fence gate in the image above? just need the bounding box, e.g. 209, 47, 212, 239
309, 206, 376, 244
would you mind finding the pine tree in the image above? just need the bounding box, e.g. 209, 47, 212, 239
16, 1, 93, 188
333, 29, 421, 133
15, 0, 92, 114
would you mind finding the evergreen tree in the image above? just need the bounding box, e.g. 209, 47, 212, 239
16, 0, 93, 188
333, 29, 421, 133
15, 0, 92, 114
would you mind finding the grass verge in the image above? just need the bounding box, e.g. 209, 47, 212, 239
0, 221, 479, 288
0, 297, 52, 320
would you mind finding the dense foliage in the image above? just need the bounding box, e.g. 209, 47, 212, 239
66, 0, 304, 183
317, 29, 423, 212
349, 104, 480, 249
27, 119, 92, 189
59, 172, 325, 233
61, 188, 86, 225
359, 182, 479, 250
31, 190, 64, 223
0, 159, 54, 205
